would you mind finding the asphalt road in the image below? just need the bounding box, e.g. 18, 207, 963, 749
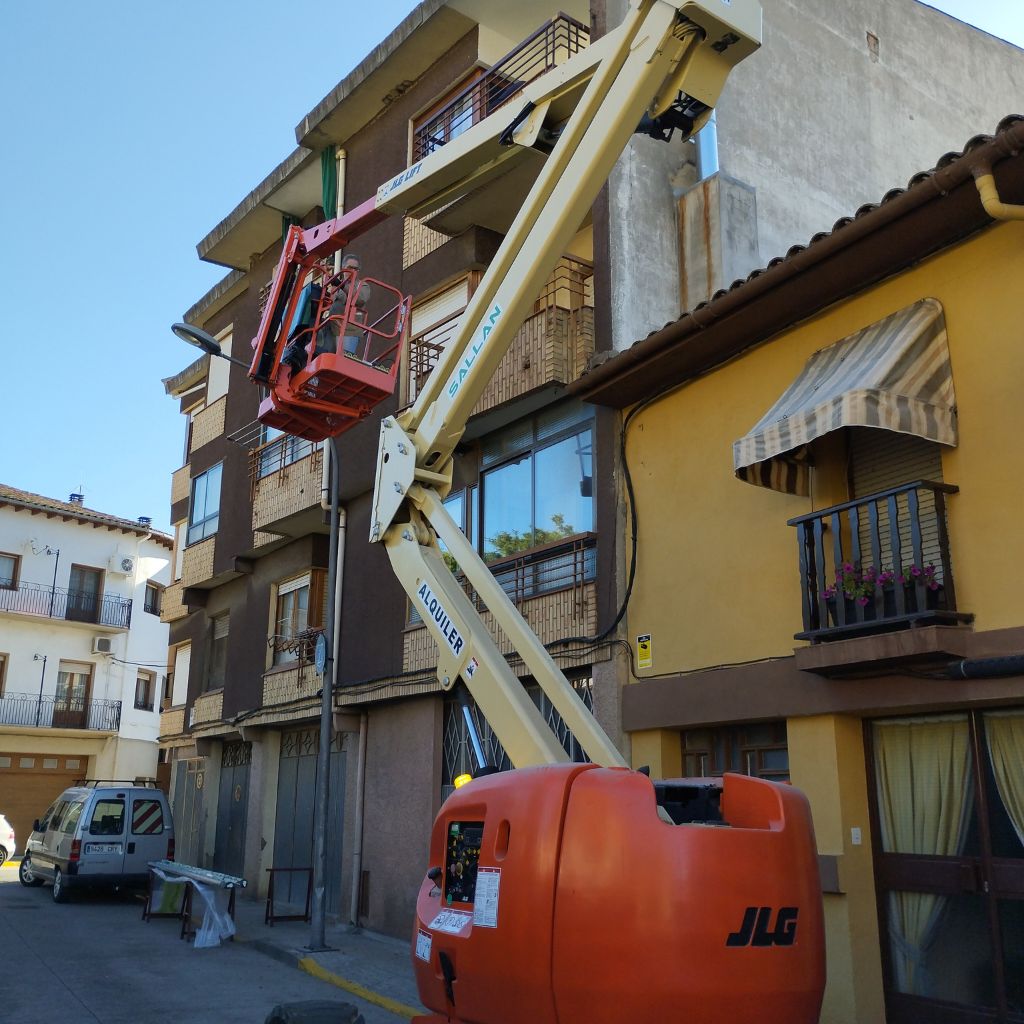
0, 862, 371, 1024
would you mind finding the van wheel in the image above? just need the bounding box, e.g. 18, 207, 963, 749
0, 846, 7, 867
52, 867, 69, 903
19, 857, 43, 887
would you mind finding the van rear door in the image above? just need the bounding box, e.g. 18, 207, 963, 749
79, 795, 127, 878
125, 794, 171, 881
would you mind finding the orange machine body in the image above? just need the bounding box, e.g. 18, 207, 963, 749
411, 766, 825, 1024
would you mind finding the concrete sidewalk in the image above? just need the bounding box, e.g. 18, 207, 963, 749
232, 896, 428, 1021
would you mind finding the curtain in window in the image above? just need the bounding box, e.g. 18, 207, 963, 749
984, 711, 1024, 847
874, 714, 973, 995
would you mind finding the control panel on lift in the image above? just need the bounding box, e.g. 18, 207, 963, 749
443, 820, 483, 905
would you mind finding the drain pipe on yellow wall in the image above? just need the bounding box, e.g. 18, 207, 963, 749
972, 162, 1024, 221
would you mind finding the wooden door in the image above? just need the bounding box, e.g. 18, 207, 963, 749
53, 665, 91, 728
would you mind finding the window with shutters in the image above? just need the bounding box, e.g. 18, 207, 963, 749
205, 614, 229, 691
405, 275, 477, 405
272, 571, 327, 665
849, 428, 946, 582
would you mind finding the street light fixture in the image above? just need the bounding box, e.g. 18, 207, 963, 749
171, 323, 252, 369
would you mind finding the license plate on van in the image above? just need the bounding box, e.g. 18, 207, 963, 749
85, 843, 122, 854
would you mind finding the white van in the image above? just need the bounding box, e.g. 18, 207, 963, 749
18, 782, 174, 902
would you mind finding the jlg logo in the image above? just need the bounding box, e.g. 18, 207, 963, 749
725, 906, 799, 947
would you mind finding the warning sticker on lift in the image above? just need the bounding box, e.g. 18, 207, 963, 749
429, 909, 473, 935
415, 929, 432, 962
472, 867, 501, 928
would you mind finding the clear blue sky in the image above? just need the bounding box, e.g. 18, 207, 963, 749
0, 1, 1019, 533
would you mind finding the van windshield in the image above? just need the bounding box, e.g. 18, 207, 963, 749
88, 799, 125, 836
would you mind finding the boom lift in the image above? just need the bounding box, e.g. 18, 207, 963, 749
248, 1, 826, 1021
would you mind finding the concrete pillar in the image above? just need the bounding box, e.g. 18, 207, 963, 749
196, 738, 223, 870
606, 134, 690, 352
591, 651, 629, 761
787, 714, 885, 1024
242, 727, 281, 898
678, 173, 760, 312
629, 728, 682, 778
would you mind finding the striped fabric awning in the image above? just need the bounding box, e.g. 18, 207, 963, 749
733, 297, 957, 495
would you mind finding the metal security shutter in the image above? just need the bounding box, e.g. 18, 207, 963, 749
273, 728, 345, 911
850, 427, 945, 577
410, 278, 470, 336
0, 755, 84, 850
171, 758, 206, 867
214, 741, 250, 877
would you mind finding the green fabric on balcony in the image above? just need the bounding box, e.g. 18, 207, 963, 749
321, 146, 337, 220
733, 298, 957, 496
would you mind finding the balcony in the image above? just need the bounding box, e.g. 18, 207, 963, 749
159, 581, 189, 623
412, 14, 590, 164
0, 692, 121, 732
404, 534, 598, 674
159, 704, 186, 738
789, 481, 973, 645
408, 257, 594, 414
249, 436, 324, 537
410, 15, 592, 237
0, 580, 132, 630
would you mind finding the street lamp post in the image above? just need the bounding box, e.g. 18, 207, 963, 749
33, 654, 47, 727
172, 322, 340, 951
309, 434, 343, 950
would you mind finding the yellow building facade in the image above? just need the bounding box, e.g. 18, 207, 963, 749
577, 120, 1024, 1024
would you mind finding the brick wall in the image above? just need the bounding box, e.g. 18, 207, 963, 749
189, 397, 226, 453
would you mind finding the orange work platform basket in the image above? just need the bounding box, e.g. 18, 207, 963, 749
250, 224, 411, 442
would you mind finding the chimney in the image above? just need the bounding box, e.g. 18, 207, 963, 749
68, 493, 84, 505
138, 516, 153, 527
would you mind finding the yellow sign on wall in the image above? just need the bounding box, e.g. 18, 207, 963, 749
637, 633, 652, 670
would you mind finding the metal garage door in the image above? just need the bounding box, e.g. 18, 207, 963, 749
273, 728, 345, 912
0, 753, 85, 853
170, 758, 206, 867
214, 741, 250, 877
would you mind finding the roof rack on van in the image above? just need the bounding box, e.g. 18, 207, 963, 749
74, 778, 160, 788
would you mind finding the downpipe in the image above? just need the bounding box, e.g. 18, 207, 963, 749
942, 655, 1024, 680
349, 711, 368, 928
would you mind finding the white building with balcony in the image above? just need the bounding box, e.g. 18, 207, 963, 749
0, 484, 172, 845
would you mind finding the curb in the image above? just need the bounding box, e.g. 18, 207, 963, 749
238, 935, 422, 1020
297, 957, 421, 1020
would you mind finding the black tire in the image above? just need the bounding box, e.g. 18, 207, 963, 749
0, 846, 7, 867
51, 866, 69, 903
19, 857, 44, 887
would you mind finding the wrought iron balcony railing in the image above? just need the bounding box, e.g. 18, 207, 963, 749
248, 433, 318, 494
0, 580, 132, 629
412, 13, 590, 163
0, 692, 122, 731
788, 480, 973, 641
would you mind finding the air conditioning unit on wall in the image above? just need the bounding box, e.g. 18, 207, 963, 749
109, 554, 136, 575
92, 636, 114, 655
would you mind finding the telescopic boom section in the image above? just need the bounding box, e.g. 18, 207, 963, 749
246, 0, 761, 767
369, 0, 761, 768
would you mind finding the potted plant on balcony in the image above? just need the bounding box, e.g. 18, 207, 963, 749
822, 563, 943, 626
